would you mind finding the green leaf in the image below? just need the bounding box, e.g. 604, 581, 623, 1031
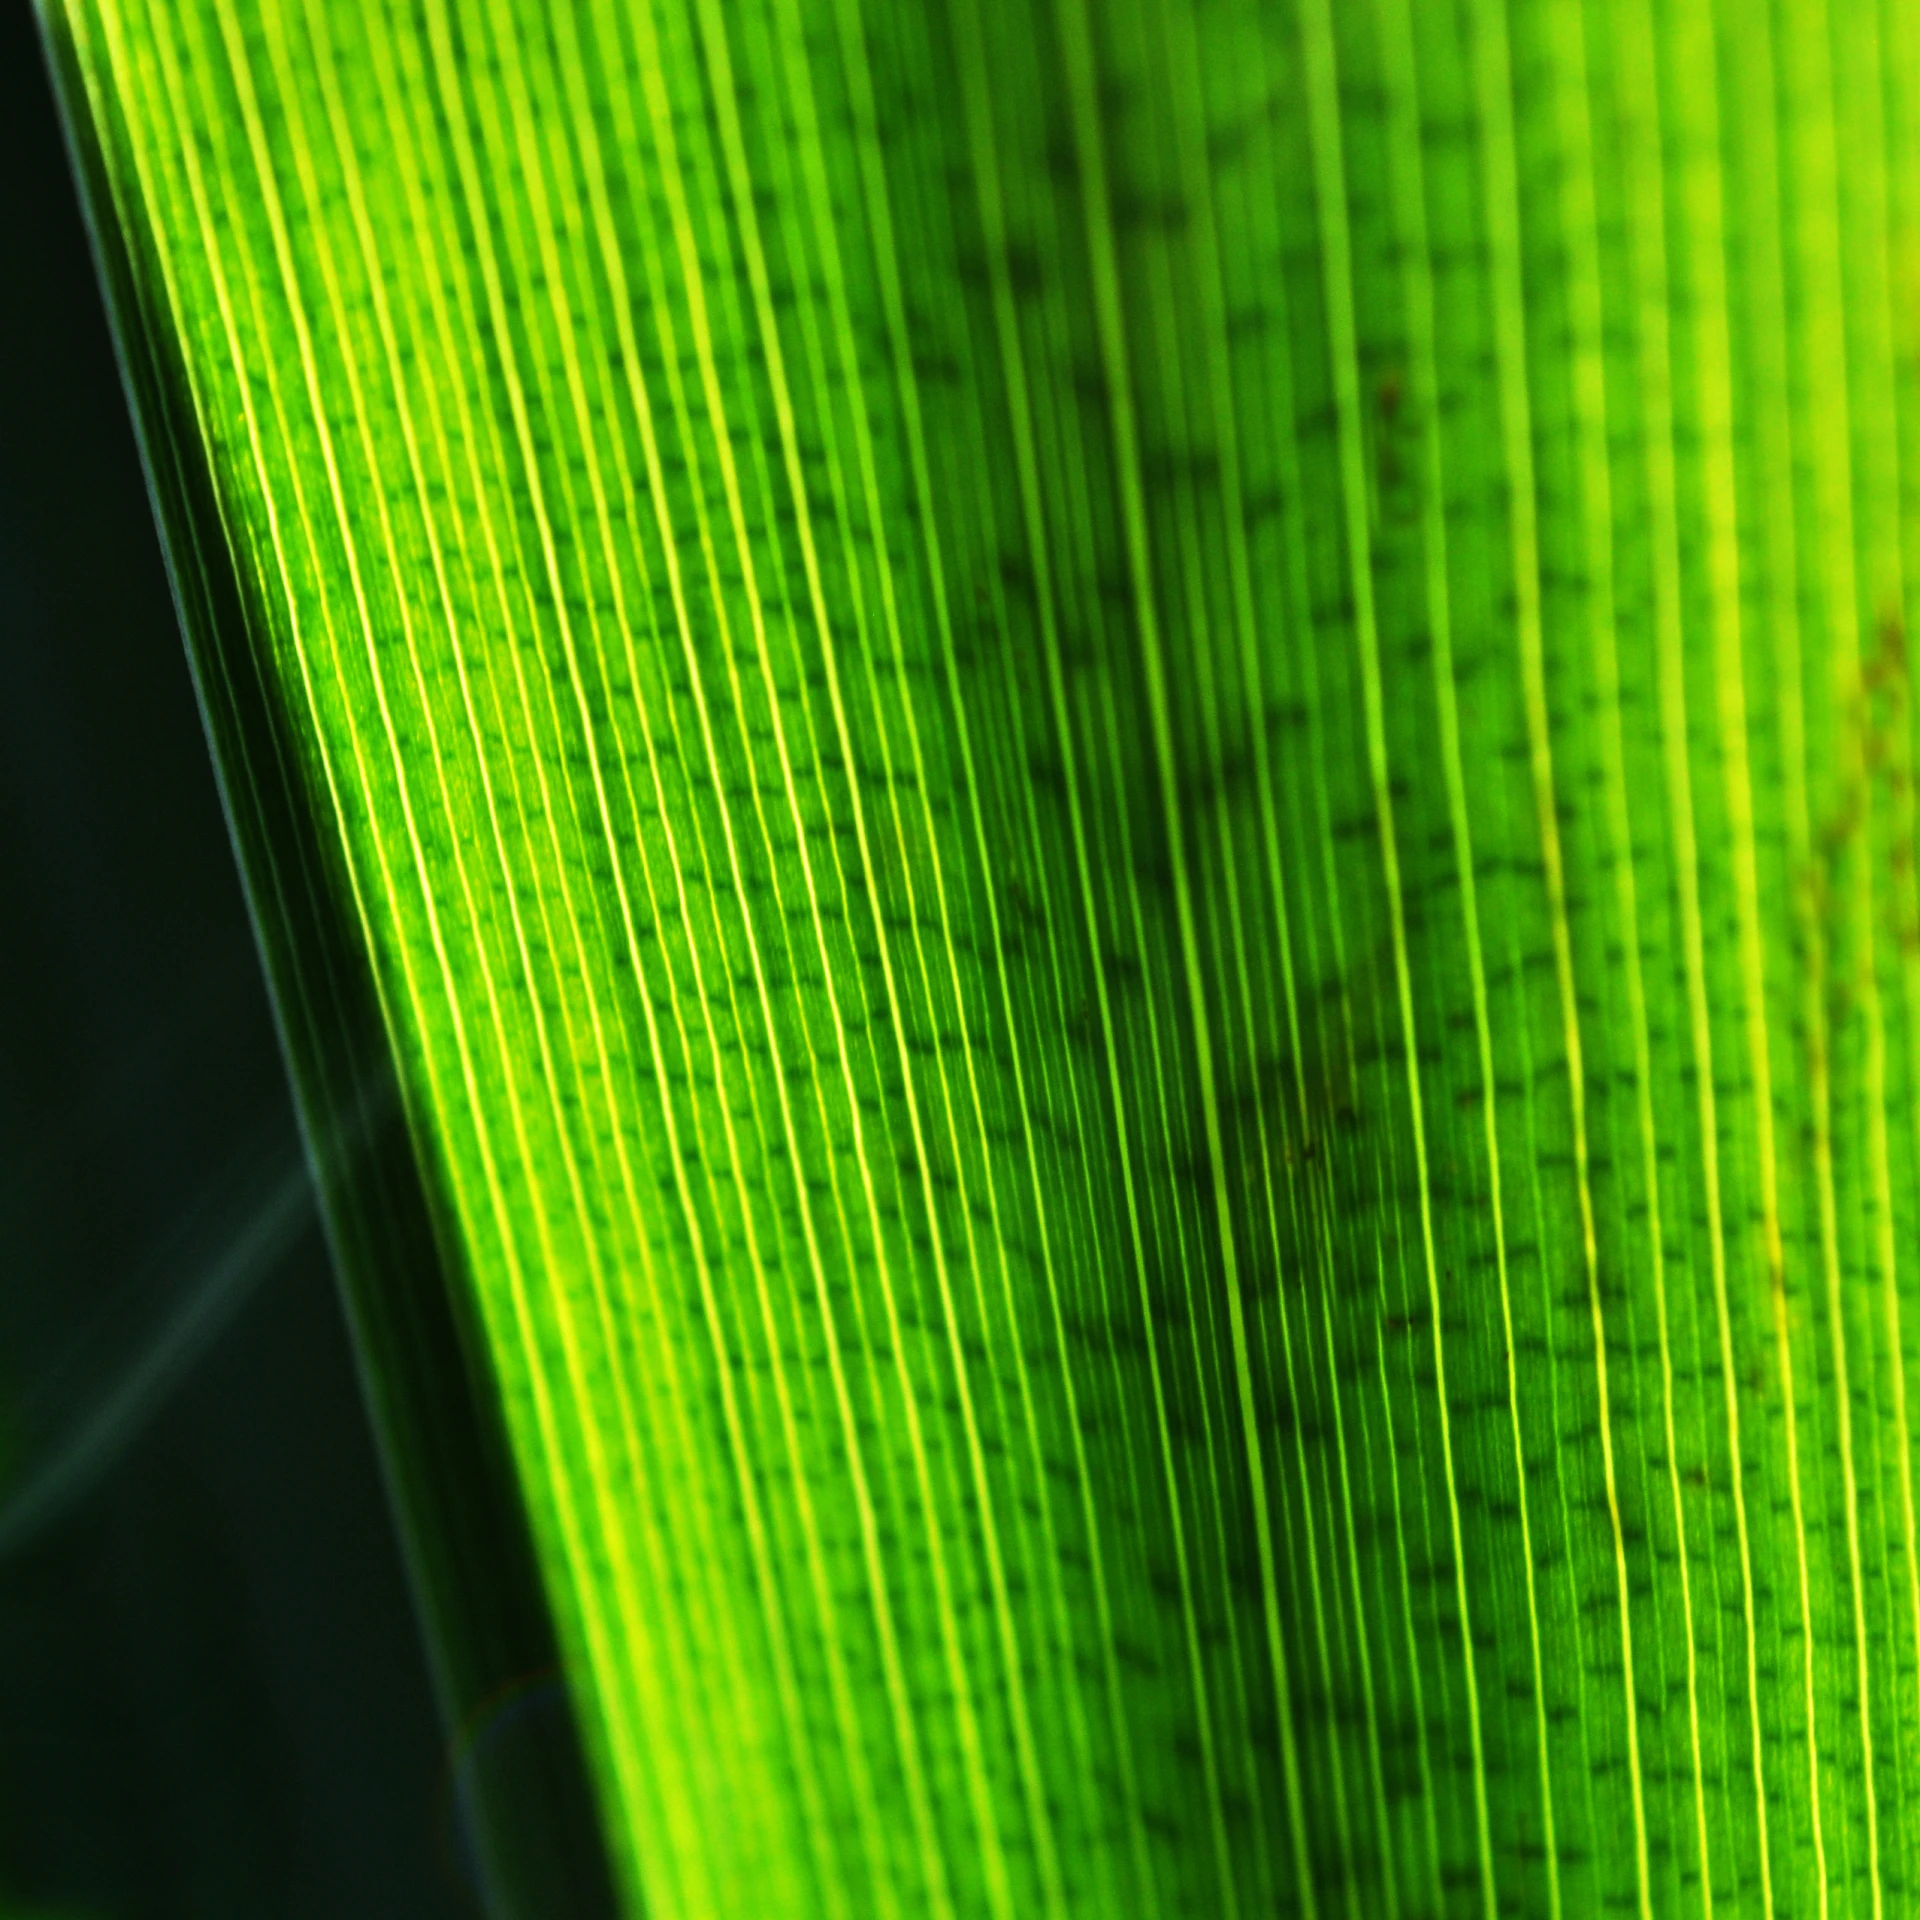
37, 0, 1920, 1913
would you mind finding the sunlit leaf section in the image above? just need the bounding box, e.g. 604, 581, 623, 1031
44, 0, 1920, 1912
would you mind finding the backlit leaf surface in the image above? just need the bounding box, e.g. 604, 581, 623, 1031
41, 0, 1920, 1913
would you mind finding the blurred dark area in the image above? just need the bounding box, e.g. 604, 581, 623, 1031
0, 10, 469, 1917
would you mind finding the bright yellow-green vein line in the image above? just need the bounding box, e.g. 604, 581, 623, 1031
595, 3, 959, 1907
253, 15, 734, 1904
409, 12, 746, 1854
822, 3, 1152, 1903
1297, 2, 1498, 1909
682, 10, 1043, 1912
342, 17, 754, 1898
1133, 32, 1334, 1915
1720, 6, 1834, 1906
477, 10, 896, 1906
93, 6, 655, 1902
1156, 3, 1396, 1907
549, 21, 906, 1902
1033, 138, 1272, 1920
182, 3, 657, 1839
886, 38, 1179, 1913
1373, 5, 1561, 1910
1003, 152, 1278, 1912
1846, 0, 1920, 1817
1786, 8, 1886, 1906
543, 12, 908, 1911
950, 12, 1247, 1911
1851, 0, 1920, 1781
1670, 2, 1827, 1910
713, 11, 1077, 1907
1548, 6, 1777, 1907
407, 21, 822, 1908
1474, 4, 1659, 1911
627, 3, 1020, 1909
336, 20, 780, 1897
1232, 24, 1444, 1888
1050, 3, 1313, 1908
291, 39, 707, 1880
281, 22, 741, 1900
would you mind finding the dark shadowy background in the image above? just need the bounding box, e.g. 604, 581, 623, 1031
0, 9, 471, 1915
